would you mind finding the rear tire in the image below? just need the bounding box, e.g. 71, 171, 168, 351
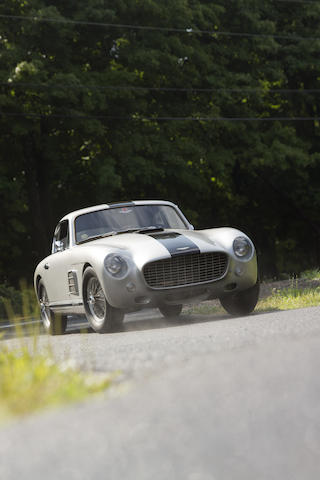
83, 267, 124, 333
159, 304, 183, 319
37, 280, 67, 335
219, 280, 260, 316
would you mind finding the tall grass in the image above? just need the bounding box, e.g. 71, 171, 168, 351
0, 283, 113, 424
0, 342, 112, 423
0, 281, 36, 323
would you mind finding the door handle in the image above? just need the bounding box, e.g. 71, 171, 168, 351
44, 263, 49, 270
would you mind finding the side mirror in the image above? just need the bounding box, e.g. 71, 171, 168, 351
55, 240, 64, 252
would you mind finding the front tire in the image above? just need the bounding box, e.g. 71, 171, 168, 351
220, 280, 260, 316
37, 280, 67, 335
83, 267, 124, 333
159, 304, 183, 319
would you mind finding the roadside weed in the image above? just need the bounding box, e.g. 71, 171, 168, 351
300, 269, 320, 280
0, 344, 112, 423
256, 287, 320, 312
0, 285, 113, 424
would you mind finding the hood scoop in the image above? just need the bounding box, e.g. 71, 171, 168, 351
148, 232, 200, 257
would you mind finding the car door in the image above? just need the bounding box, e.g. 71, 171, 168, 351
43, 220, 71, 305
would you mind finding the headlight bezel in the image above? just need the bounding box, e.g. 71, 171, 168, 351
104, 253, 128, 278
233, 236, 253, 260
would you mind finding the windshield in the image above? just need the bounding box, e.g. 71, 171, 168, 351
75, 204, 188, 243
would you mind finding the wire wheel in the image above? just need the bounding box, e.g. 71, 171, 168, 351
37, 280, 67, 335
86, 276, 107, 327
38, 283, 51, 331
83, 267, 124, 333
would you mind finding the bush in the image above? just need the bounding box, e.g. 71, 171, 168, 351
0, 283, 35, 322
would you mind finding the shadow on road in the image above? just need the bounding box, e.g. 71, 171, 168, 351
1, 311, 231, 339
122, 313, 228, 333
1, 307, 278, 339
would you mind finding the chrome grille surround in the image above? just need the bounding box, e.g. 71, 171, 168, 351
143, 252, 228, 289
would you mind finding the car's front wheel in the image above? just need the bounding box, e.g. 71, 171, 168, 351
37, 280, 67, 335
219, 280, 260, 316
83, 267, 124, 333
159, 304, 183, 319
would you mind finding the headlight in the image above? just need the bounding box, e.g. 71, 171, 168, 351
104, 254, 128, 277
233, 236, 253, 259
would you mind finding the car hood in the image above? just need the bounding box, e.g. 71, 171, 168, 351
77, 228, 233, 269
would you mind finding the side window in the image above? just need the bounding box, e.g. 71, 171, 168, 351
59, 221, 69, 250
52, 221, 69, 253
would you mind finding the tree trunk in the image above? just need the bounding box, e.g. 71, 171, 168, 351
23, 132, 52, 261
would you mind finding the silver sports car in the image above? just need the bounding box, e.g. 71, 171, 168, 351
34, 200, 259, 334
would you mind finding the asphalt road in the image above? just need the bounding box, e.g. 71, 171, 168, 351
1, 306, 320, 479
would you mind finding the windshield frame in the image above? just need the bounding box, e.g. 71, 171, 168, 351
73, 204, 190, 245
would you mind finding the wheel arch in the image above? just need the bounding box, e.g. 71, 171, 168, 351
81, 259, 113, 306
35, 275, 42, 294
82, 262, 92, 275
81, 263, 93, 298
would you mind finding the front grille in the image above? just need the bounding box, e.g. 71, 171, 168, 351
143, 252, 228, 289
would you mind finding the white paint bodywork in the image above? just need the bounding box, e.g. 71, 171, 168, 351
34, 201, 258, 315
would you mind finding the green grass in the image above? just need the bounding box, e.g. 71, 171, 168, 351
0, 340, 113, 423
300, 268, 320, 280
0, 281, 36, 323
0, 346, 112, 421
0, 285, 114, 424
186, 269, 320, 316
256, 286, 320, 312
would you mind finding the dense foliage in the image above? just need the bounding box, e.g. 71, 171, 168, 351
1, 0, 320, 285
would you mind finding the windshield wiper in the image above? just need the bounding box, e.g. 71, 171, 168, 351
115, 226, 165, 235
136, 226, 164, 234
78, 231, 117, 244
78, 226, 165, 243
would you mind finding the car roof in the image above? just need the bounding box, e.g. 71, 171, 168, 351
59, 200, 177, 223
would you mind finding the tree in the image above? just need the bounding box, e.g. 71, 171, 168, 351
0, 0, 320, 284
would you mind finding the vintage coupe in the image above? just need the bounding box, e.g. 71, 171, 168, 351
34, 200, 259, 334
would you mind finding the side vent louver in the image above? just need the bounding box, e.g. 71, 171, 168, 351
68, 270, 79, 295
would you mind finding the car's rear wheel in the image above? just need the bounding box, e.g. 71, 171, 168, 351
37, 280, 67, 335
219, 280, 260, 316
159, 304, 183, 319
83, 267, 124, 333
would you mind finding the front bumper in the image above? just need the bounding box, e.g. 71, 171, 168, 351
101, 254, 258, 310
